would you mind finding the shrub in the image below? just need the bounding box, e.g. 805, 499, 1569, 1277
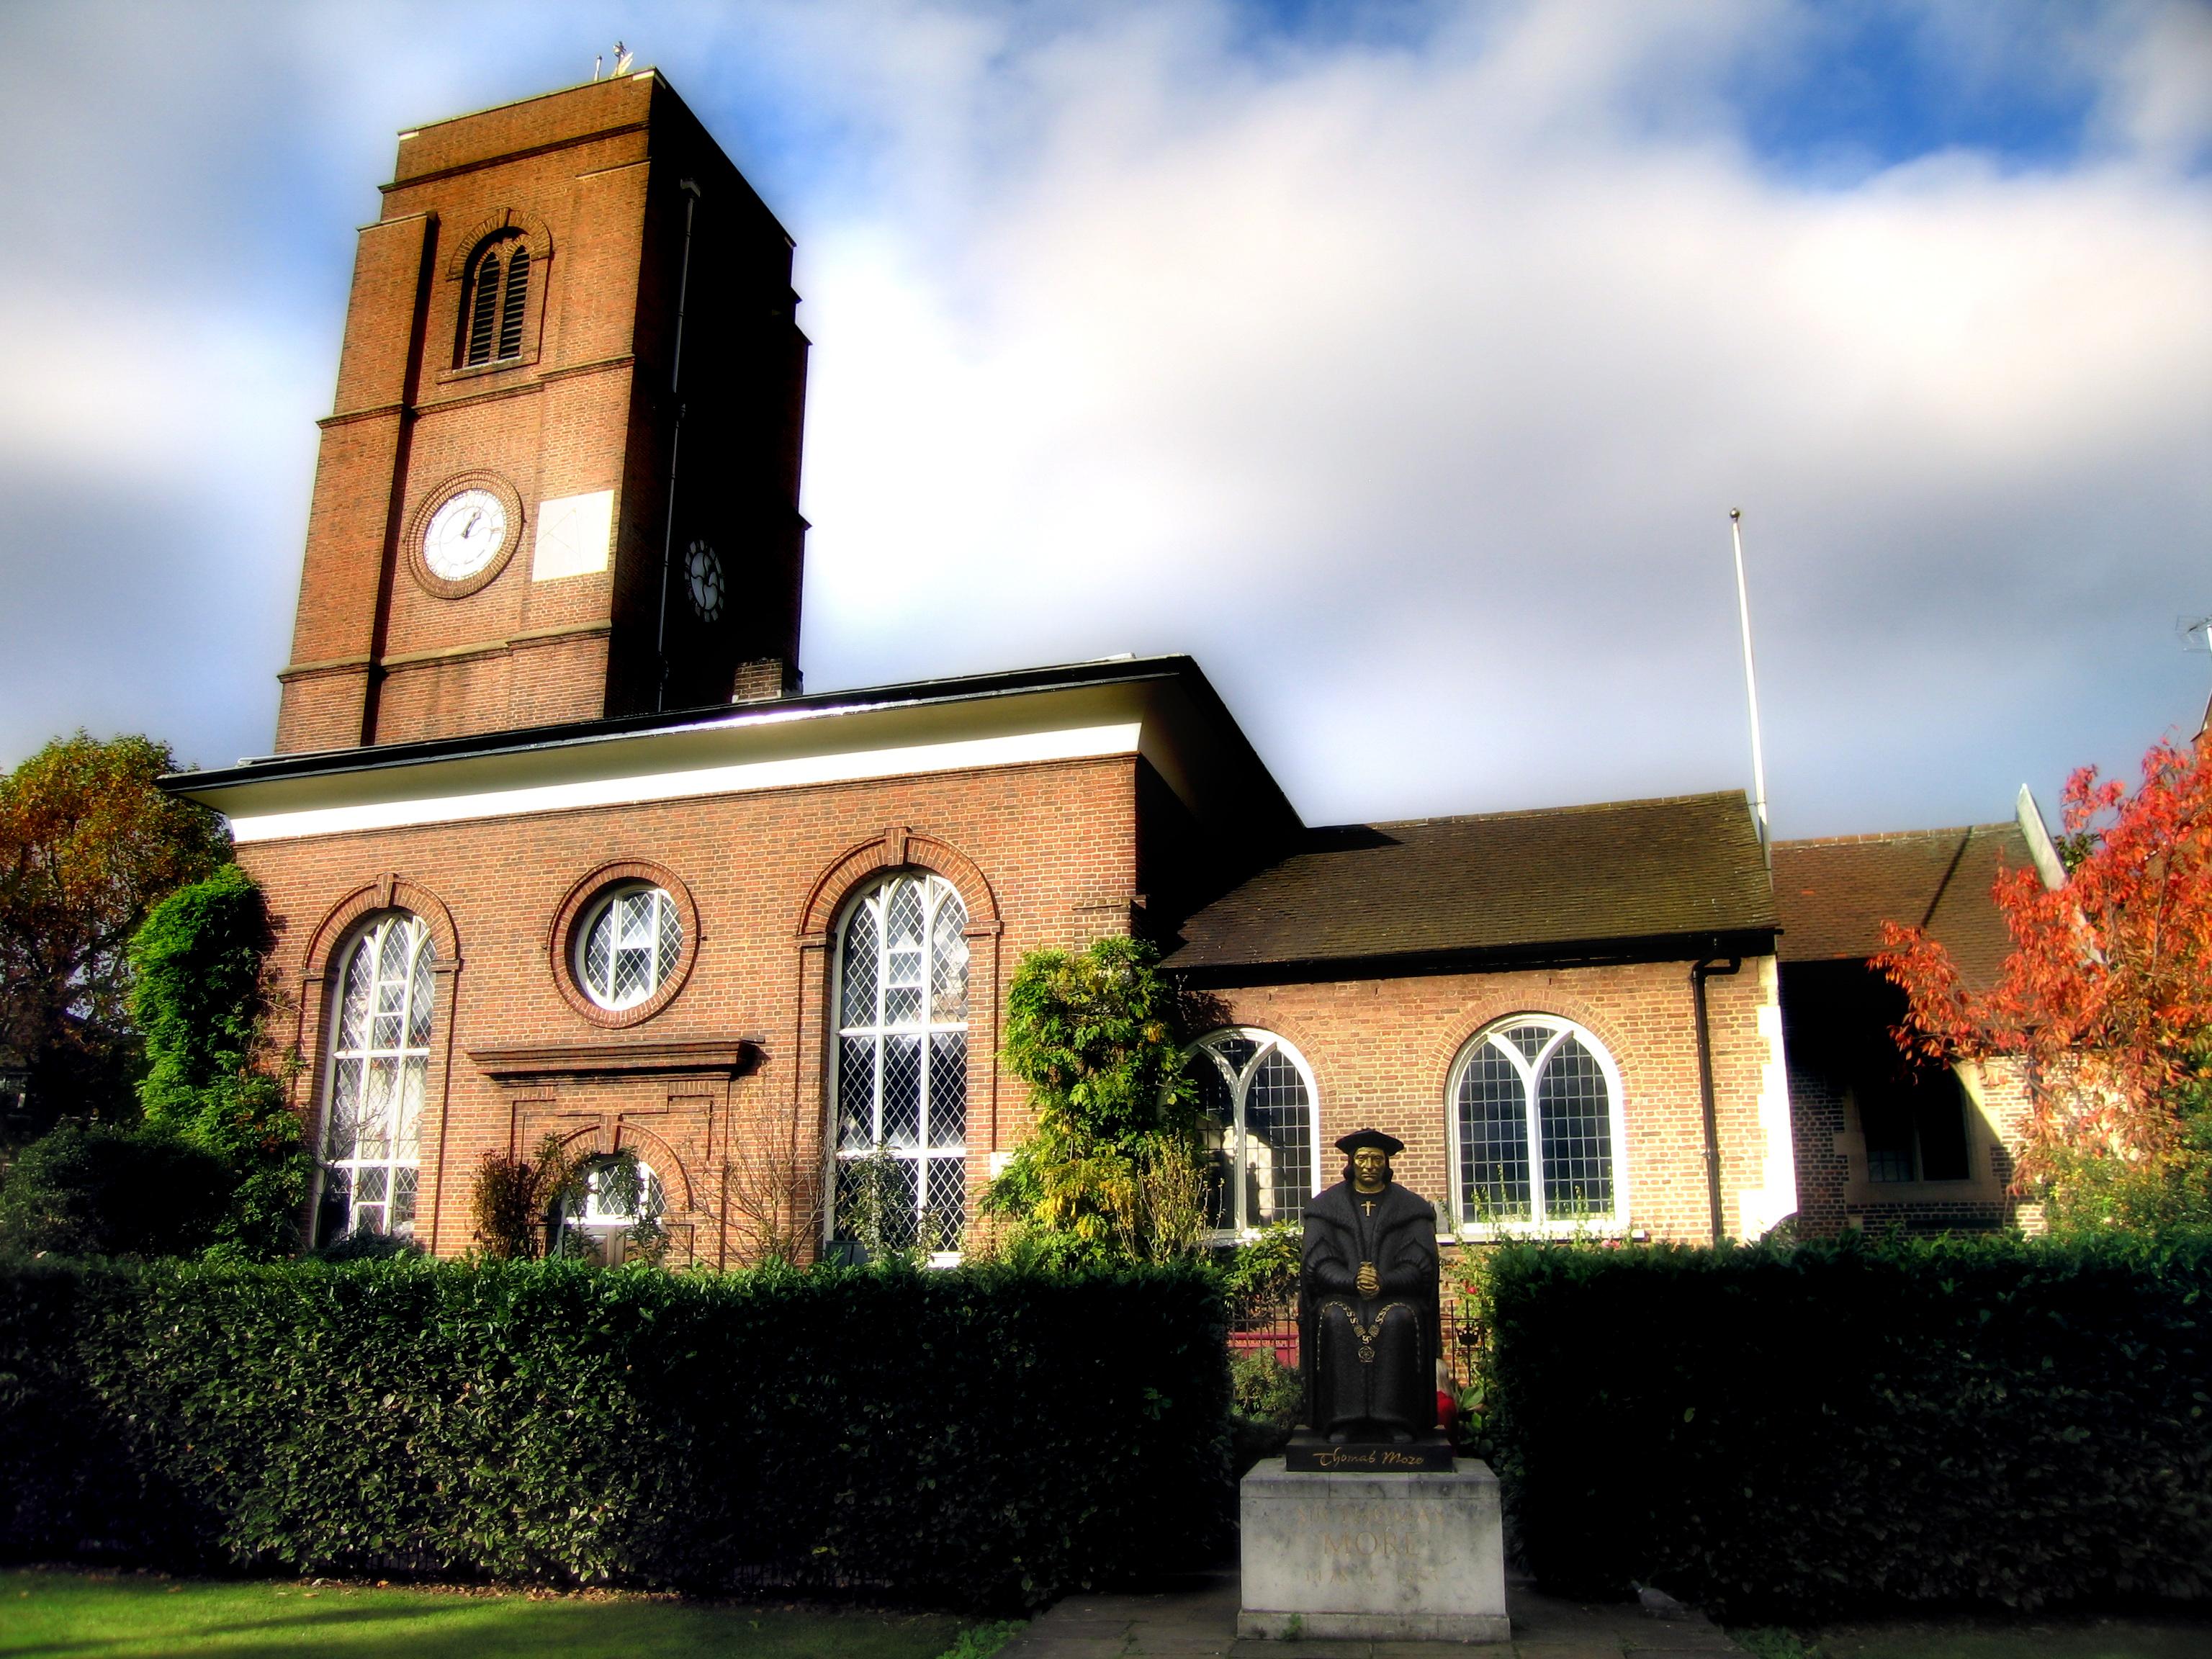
983, 938, 1206, 1263
0, 1121, 229, 1257
130, 864, 307, 1259
1484, 1233, 2212, 1619
0, 1255, 1231, 1609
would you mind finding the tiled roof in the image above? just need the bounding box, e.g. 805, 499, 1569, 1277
1771, 823, 2028, 986
1164, 792, 1775, 974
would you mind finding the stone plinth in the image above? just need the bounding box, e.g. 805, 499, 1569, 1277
1238, 1457, 1509, 1643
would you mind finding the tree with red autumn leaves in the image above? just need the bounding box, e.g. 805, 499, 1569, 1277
1875, 737, 2212, 1233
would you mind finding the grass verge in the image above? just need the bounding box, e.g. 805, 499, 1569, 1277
0, 1568, 976, 1659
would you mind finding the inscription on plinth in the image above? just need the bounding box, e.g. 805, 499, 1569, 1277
1238, 1458, 1509, 1644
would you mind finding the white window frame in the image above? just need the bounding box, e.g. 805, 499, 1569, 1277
573, 883, 683, 1011
1446, 1015, 1631, 1238
826, 872, 971, 1265
315, 911, 435, 1244
1185, 1028, 1323, 1242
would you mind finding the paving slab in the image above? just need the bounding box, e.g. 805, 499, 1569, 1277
997, 1568, 1740, 1658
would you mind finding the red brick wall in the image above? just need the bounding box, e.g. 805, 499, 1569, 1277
238, 754, 1142, 1263
1197, 958, 1784, 1244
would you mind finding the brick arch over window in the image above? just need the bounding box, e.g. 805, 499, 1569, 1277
301, 876, 462, 983
442, 210, 553, 279
1426, 992, 1632, 1093
540, 1119, 698, 1215
788, 829, 1004, 1257
796, 827, 1001, 942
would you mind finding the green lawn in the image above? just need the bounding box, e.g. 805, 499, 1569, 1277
1733, 1614, 2212, 1659
0, 1570, 981, 1659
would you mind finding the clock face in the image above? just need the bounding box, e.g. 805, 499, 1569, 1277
423, 488, 508, 582
685, 540, 725, 621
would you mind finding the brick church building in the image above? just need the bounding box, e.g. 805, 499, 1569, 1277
171, 71, 1836, 1264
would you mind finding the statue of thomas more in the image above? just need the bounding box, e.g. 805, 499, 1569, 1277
1300, 1128, 1439, 1443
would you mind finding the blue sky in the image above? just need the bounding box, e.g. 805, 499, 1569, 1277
0, 0, 2206, 838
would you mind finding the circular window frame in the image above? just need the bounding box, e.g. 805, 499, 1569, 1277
549, 860, 699, 1028
405, 470, 525, 599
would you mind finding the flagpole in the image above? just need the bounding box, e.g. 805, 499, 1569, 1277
1730, 508, 1771, 866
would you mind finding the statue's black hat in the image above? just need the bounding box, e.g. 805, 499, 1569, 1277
1334, 1127, 1404, 1156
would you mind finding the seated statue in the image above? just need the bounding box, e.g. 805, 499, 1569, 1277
1300, 1128, 1439, 1444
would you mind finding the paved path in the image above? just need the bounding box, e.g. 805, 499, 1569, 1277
998, 1568, 1743, 1658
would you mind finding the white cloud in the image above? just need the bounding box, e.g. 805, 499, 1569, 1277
1, 0, 2206, 836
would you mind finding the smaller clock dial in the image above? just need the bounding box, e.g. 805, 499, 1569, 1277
423, 487, 509, 583
685, 540, 726, 622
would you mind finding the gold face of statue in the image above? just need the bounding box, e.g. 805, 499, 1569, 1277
1351, 1146, 1391, 1192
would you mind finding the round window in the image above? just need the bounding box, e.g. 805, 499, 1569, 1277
575, 884, 683, 1010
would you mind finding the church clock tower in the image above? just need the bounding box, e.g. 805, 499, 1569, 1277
273, 71, 807, 753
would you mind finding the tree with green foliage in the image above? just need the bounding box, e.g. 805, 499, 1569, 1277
0, 732, 230, 1137
128, 864, 309, 1259
982, 935, 1208, 1264
0, 864, 305, 1262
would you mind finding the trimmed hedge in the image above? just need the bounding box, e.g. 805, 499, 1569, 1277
0, 1256, 1231, 1609
1483, 1233, 2212, 1619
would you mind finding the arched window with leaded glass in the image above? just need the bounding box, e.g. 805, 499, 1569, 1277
1448, 1015, 1628, 1233
1183, 1029, 1319, 1236
829, 873, 970, 1255
315, 912, 436, 1245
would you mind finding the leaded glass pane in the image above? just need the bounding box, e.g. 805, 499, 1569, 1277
394, 1058, 424, 1158
831, 1161, 864, 1242
371, 979, 403, 1051
359, 1058, 397, 1159
838, 1036, 876, 1149
877, 1159, 920, 1251
883, 880, 925, 1024
339, 948, 372, 1048
584, 909, 614, 997
923, 1157, 966, 1246
377, 920, 412, 988
655, 892, 682, 977
927, 1033, 966, 1147
930, 894, 969, 1022
1244, 1049, 1313, 1225
392, 1167, 418, 1228
325, 1059, 361, 1159
1459, 1042, 1532, 1221
881, 1035, 922, 1148
407, 941, 436, 1046
840, 904, 878, 1028
1502, 1025, 1550, 1065
1536, 1035, 1612, 1218
1212, 1036, 1258, 1078
1187, 1053, 1237, 1228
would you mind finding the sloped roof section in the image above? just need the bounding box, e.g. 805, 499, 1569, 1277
1771, 823, 2027, 987
1164, 792, 1775, 974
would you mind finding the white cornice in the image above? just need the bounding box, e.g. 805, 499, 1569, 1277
219, 722, 1144, 844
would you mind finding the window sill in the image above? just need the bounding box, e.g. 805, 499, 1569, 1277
1453, 1220, 1632, 1242
433, 353, 541, 387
